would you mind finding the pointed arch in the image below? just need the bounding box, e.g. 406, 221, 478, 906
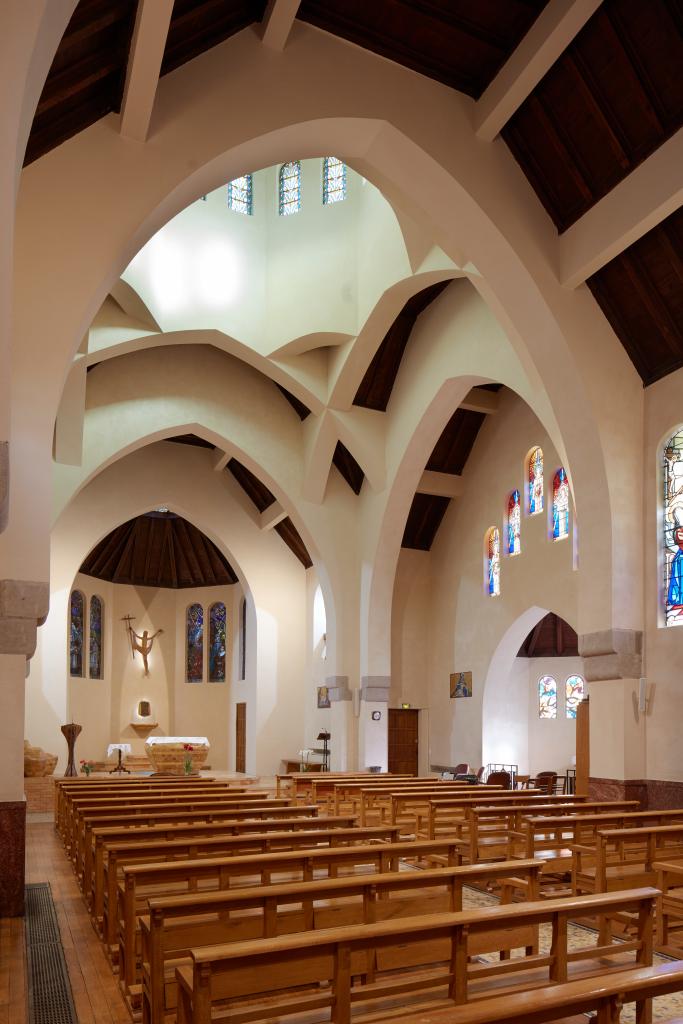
485, 526, 500, 597
527, 446, 544, 515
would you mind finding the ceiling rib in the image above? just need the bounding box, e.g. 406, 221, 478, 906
119, 0, 174, 142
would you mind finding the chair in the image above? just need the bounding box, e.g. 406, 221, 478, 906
532, 771, 557, 796
453, 762, 469, 776
475, 766, 485, 782
486, 770, 511, 789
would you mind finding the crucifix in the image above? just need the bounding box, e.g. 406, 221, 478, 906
122, 615, 163, 676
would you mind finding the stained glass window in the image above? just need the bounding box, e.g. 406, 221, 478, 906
323, 157, 346, 204
663, 430, 683, 626
227, 175, 252, 215
486, 527, 500, 596
553, 467, 569, 540
69, 590, 85, 677
278, 161, 301, 216
528, 446, 544, 515
89, 595, 103, 679
239, 597, 246, 680
186, 603, 204, 683
209, 602, 227, 682
507, 489, 521, 556
565, 674, 585, 718
538, 675, 557, 719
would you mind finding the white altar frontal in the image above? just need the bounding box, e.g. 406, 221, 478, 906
145, 736, 210, 775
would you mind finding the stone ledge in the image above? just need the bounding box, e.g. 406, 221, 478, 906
579, 628, 643, 681
0, 615, 37, 657
361, 676, 390, 702
325, 675, 351, 702
0, 579, 49, 619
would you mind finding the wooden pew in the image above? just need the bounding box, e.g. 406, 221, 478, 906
173, 887, 658, 1024
386, 960, 683, 1024
655, 859, 683, 950
72, 797, 290, 876
137, 859, 543, 1024
58, 781, 242, 841
334, 782, 503, 823
453, 802, 641, 866
426, 794, 601, 841
85, 808, 344, 903
574, 823, 683, 897
276, 772, 412, 802
331, 779, 492, 817
55, 777, 228, 832
118, 838, 460, 975
98, 825, 401, 947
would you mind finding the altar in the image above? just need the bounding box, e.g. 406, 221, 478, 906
145, 736, 210, 775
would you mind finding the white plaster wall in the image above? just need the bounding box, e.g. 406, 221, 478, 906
643, 366, 683, 782
527, 656, 584, 777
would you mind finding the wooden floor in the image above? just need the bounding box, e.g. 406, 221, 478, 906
0, 817, 131, 1024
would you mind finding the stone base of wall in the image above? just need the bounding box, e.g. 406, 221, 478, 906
589, 776, 683, 809
0, 800, 26, 916
24, 776, 55, 814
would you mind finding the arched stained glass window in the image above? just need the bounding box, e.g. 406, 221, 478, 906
209, 602, 227, 682
553, 468, 570, 540
507, 489, 521, 556
239, 597, 246, 680
186, 603, 204, 683
565, 674, 585, 718
528, 446, 544, 515
486, 527, 500, 597
323, 157, 346, 204
69, 590, 85, 677
89, 595, 103, 679
278, 161, 301, 216
663, 429, 683, 627
538, 675, 557, 719
227, 174, 253, 215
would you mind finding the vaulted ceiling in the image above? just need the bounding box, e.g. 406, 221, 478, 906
79, 510, 238, 588
517, 612, 579, 658
28, 0, 683, 386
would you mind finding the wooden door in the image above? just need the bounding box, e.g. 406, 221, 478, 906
235, 702, 246, 774
388, 708, 419, 775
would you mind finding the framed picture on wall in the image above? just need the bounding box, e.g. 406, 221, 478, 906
450, 671, 472, 698
317, 685, 331, 708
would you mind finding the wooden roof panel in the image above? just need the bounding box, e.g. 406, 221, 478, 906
401, 493, 451, 551
518, 612, 579, 658
274, 517, 313, 568
426, 408, 487, 476
80, 512, 237, 587
227, 458, 276, 512
331, 442, 364, 494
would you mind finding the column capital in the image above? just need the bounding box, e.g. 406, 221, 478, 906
578, 628, 643, 682
0, 579, 49, 657
360, 675, 390, 703
325, 675, 351, 702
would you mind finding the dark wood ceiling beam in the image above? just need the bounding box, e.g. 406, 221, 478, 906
620, 250, 682, 358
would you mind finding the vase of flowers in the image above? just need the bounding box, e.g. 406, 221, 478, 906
79, 759, 95, 776
183, 743, 194, 775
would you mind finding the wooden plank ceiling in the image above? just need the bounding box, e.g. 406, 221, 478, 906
517, 612, 579, 658
79, 510, 237, 587
25, 0, 267, 165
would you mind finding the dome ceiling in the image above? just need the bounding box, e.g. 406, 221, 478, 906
79, 511, 237, 589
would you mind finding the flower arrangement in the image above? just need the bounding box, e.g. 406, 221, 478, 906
79, 759, 96, 776
183, 743, 194, 775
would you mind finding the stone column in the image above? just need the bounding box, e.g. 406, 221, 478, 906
579, 629, 646, 803
326, 676, 352, 771
358, 676, 389, 772
0, 578, 49, 916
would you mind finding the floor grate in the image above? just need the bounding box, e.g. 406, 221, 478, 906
25, 883, 78, 1024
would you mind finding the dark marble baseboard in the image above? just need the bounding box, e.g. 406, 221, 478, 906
589, 776, 683, 810
0, 799, 26, 916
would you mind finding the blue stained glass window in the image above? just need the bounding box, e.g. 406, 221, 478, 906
553, 468, 570, 540
279, 161, 301, 216
538, 675, 557, 719
227, 175, 253, 215
528, 446, 544, 515
186, 603, 204, 683
69, 590, 85, 677
507, 489, 521, 556
323, 157, 346, 204
663, 430, 683, 627
486, 527, 500, 596
566, 675, 585, 718
209, 602, 227, 682
89, 595, 103, 679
